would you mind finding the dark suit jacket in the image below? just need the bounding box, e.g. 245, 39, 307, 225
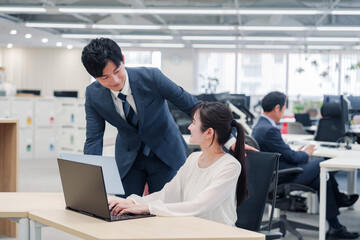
84, 67, 201, 177
251, 116, 309, 169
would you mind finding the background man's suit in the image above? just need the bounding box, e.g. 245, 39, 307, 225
252, 116, 341, 220
84, 67, 200, 196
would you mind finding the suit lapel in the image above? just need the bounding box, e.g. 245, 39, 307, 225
127, 68, 145, 130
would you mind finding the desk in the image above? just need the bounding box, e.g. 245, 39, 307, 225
29, 205, 265, 240
0, 192, 64, 240
0, 119, 18, 237
319, 159, 360, 240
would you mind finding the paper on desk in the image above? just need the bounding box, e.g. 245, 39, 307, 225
59, 153, 124, 195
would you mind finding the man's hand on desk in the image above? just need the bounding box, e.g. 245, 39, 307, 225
109, 197, 149, 215
298, 144, 316, 157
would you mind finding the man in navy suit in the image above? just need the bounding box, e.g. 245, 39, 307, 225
252, 91, 358, 239
81, 38, 202, 197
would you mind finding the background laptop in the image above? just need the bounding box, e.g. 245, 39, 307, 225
57, 158, 154, 221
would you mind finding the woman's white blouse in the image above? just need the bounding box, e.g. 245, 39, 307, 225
127, 152, 241, 226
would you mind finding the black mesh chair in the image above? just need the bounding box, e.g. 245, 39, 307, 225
236, 151, 282, 240
315, 102, 345, 142
265, 168, 318, 240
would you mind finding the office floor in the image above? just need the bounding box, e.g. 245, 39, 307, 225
1, 157, 359, 240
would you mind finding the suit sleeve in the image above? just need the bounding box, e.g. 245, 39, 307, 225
152, 68, 201, 117
83, 87, 105, 155
265, 128, 309, 164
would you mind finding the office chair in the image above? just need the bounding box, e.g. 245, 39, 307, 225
294, 113, 312, 127
315, 102, 345, 142
167, 101, 191, 134
266, 168, 318, 240
236, 151, 282, 240
245, 135, 260, 150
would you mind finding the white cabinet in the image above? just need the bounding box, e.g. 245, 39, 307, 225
0, 97, 11, 118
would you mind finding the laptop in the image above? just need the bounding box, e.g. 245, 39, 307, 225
57, 158, 155, 221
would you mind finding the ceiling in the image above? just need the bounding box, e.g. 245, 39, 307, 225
1, 0, 360, 51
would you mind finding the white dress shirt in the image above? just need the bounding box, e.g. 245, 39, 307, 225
110, 70, 137, 120
128, 152, 241, 226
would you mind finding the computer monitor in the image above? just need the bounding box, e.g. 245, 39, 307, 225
54, 91, 78, 98
347, 96, 360, 112
195, 93, 218, 102
16, 89, 41, 96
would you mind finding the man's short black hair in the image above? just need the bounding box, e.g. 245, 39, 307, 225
81, 38, 123, 78
261, 91, 287, 112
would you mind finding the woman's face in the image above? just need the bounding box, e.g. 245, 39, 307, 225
188, 110, 206, 144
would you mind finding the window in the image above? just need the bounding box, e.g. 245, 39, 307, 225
123, 51, 161, 69
237, 53, 286, 95
340, 54, 360, 95
288, 53, 339, 96
197, 51, 236, 93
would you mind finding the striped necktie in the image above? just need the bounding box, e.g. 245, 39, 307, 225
117, 92, 152, 157
118, 92, 138, 128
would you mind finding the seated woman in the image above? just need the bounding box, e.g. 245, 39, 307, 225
108, 102, 248, 226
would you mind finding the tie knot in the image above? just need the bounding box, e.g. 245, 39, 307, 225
118, 92, 127, 102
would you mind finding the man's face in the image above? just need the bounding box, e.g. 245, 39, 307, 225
96, 60, 126, 91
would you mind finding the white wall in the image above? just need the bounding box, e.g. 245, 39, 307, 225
161, 48, 196, 93
0, 47, 197, 98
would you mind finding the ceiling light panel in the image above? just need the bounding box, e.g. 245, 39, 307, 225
192, 44, 237, 48
25, 23, 87, 28
0, 6, 46, 13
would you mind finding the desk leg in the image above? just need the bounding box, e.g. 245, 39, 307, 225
347, 170, 357, 210
9, 218, 29, 240
30, 220, 46, 240
319, 167, 328, 240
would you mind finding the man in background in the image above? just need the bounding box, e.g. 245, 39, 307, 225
252, 91, 359, 239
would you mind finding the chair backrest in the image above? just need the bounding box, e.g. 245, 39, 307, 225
244, 135, 260, 150
294, 113, 312, 127
315, 102, 345, 142
236, 151, 280, 231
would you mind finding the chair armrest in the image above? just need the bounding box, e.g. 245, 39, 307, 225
278, 167, 303, 178
278, 183, 318, 194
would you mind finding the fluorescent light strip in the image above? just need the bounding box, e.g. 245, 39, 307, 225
116, 43, 134, 47
317, 26, 360, 31
25, 22, 86, 28
192, 44, 237, 49
331, 10, 360, 15
242, 36, 299, 41
139, 43, 184, 48
61, 34, 173, 40
93, 24, 164, 30
115, 35, 173, 40
169, 25, 236, 30
307, 45, 344, 50
59, 7, 236, 14
306, 37, 359, 42
0, 6, 46, 12
182, 36, 237, 41
244, 45, 290, 49
237, 9, 323, 15
239, 26, 311, 31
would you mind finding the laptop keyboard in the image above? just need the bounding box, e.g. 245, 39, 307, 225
110, 214, 134, 221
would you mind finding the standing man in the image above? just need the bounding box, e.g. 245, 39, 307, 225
81, 38, 201, 197
252, 91, 359, 239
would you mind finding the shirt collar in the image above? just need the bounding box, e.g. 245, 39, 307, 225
261, 114, 277, 127
110, 69, 131, 97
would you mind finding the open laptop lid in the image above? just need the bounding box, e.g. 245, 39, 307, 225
59, 153, 124, 195
57, 158, 112, 221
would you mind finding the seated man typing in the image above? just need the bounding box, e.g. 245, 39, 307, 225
252, 91, 359, 239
